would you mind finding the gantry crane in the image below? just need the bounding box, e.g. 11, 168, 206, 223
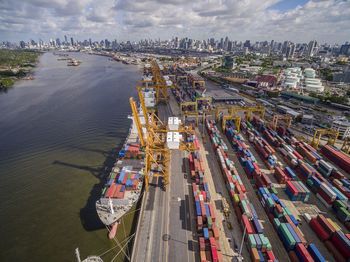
222, 114, 241, 133
233, 105, 265, 122
215, 105, 265, 123
138, 60, 176, 105
311, 128, 339, 150
272, 114, 292, 131
341, 137, 350, 154
130, 91, 195, 191
215, 106, 234, 122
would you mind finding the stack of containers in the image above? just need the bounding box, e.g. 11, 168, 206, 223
103, 170, 140, 199
317, 160, 333, 178
285, 181, 310, 202
118, 143, 145, 159
296, 142, 322, 165
190, 133, 223, 262
206, 120, 278, 261
321, 145, 350, 173
274, 166, 296, 184
189, 151, 205, 184
279, 143, 299, 168
263, 121, 350, 228
308, 214, 349, 262
171, 87, 185, 104
257, 186, 322, 261
253, 136, 276, 170
223, 118, 329, 262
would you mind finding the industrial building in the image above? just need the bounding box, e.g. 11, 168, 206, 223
331, 118, 350, 139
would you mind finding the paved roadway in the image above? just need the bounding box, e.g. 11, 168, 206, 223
132, 96, 197, 262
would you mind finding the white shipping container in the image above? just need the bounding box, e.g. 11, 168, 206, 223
303, 213, 312, 223
320, 183, 337, 200
279, 148, 288, 156
288, 152, 298, 161
199, 194, 204, 201
320, 160, 332, 170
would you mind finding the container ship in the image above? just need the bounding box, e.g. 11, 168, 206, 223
95, 110, 146, 239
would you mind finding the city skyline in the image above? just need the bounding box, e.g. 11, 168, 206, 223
1, 0, 350, 43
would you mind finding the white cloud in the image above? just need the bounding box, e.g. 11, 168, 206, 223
0, 0, 349, 43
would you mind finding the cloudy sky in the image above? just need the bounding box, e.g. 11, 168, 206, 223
0, 0, 349, 44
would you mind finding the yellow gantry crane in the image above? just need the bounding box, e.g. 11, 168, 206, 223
311, 128, 339, 150
272, 114, 292, 131
137, 60, 175, 105
215, 105, 264, 126
222, 114, 241, 133
130, 90, 195, 191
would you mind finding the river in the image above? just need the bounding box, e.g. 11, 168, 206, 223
0, 52, 141, 261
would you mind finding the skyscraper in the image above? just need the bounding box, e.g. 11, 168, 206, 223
308, 40, 316, 57
70, 37, 74, 46
64, 35, 68, 43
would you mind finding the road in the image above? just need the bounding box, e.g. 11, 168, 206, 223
132, 96, 197, 262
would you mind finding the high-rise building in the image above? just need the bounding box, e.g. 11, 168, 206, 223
89, 38, 92, 46
56, 38, 61, 46
339, 43, 350, 56
19, 41, 26, 48
307, 40, 316, 57
70, 37, 74, 46
64, 35, 68, 44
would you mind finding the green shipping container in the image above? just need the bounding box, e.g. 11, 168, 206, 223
271, 187, 278, 195
339, 207, 350, 220
102, 187, 107, 196
110, 173, 116, 179
334, 200, 346, 209
233, 194, 240, 204
248, 235, 256, 248
208, 216, 213, 228
280, 223, 296, 247
273, 218, 281, 228
259, 234, 268, 248
267, 198, 274, 208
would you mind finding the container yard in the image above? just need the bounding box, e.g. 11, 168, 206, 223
103, 59, 350, 262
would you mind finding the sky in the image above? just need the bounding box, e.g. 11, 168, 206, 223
0, 0, 349, 44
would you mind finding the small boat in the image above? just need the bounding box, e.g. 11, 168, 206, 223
67, 59, 82, 66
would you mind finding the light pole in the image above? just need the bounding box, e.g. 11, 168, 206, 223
237, 212, 253, 262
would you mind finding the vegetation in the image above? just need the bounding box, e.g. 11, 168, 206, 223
0, 49, 41, 89
0, 49, 41, 67
213, 66, 233, 73
309, 91, 349, 104
267, 91, 280, 98
320, 68, 333, 81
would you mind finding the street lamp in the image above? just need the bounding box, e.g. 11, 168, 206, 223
237, 212, 253, 262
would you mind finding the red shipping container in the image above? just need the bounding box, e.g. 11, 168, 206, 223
324, 240, 346, 262
202, 191, 207, 202
317, 214, 335, 236
106, 184, 117, 198
309, 218, 330, 241
241, 214, 254, 234
209, 203, 216, 222
267, 251, 276, 260
199, 237, 205, 251
213, 226, 219, 240
296, 243, 314, 262
200, 202, 206, 218
331, 233, 350, 259
211, 247, 218, 262
288, 250, 299, 262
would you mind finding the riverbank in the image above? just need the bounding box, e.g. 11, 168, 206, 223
0, 49, 42, 91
